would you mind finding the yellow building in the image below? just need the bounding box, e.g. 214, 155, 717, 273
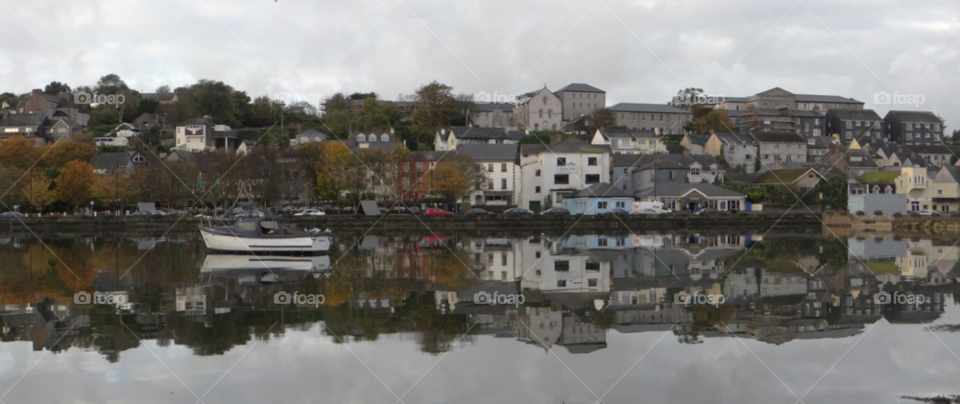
896, 164, 960, 212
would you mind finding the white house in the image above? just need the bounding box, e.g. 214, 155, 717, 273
518, 137, 611, 211
94, 133, 129, 147
434, 127, 524, 151
513, 87, 563, 132
114, 122, 140, 138
175, 116, 239, 152
456, 144, 521, 207
590, 129, 667, 154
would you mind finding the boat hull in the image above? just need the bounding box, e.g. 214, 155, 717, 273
200, 227, 331, 253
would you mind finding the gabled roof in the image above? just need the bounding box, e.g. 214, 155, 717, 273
757, 87, 795, 97
715, 132, 756, 145
0, 112, 47, 127
456, 144, 517, 161
555, 83, 605, 93
597, 129, 658, 140
90, 153, 131, 170
684, 134, 709, 145
885, 110, 943, 124
805, 136, 835, 149
612, 154, 723, 171
608, 103, 691, 114
521, 137, 610, 155
296, 128, 326, 137
634, 183, 745, 198
828, 109, 882, 121
566, 183, 632, 199
753, 168, 822, 184
752, 132, 805, 143
448, 127, 522, 140
178, 118, 207, 125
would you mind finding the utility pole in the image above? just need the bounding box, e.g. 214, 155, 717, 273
115, 164, 120, 215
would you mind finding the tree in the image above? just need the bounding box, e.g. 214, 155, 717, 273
315, 142, 354, 205
323, 110, 352, 138
690, 109, 736, 134
589, 107, 617, 131
44, 82, 71, 95
93, 172, 139, 211
412, 81, 458, 148
55, 161, 98, 211
94, 74, 129, 94
358, 97, 390, 131
155, 85, 171, 94
0, 137, 41, 169
21, 171, 56, 213
669, 87, 704, 109
324, 93, 348, 113
418, 162, 470, 203
41, 140, 96, 167
818, 174, 848, 207
171, 80, 239, 124
0, 166, 26, 208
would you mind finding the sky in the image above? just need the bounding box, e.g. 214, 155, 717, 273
0, 0, 958, 126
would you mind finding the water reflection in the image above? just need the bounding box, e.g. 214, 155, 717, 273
0, 232, 958, 363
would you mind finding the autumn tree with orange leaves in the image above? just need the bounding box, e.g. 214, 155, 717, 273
55, 160, 98, 211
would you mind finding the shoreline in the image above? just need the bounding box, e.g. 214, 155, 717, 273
0, 212, 822, 236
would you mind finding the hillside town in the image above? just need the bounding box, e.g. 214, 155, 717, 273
0, 78, 956, 216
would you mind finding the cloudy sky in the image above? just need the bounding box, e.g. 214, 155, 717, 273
1, 0, 958, 125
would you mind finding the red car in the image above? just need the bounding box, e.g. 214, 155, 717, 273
423, 208, 454, 216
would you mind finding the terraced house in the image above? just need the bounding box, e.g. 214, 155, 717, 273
590, 129, 666, 155
752, 132, 807, 166
554, 83, 605, 122
518, 137, 610, 212
608, 103, 691, 135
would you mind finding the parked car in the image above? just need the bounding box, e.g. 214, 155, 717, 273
636, 208, 668, 215
919, 210, 940, 216
131, 210, 155, 216
0, 211, 24, 218
424, 208, 454, 216
600, 209, 631, 216
166, 210, 189, 216
540, 207, 571, 216
294, 209, 326, 216
465, 208, 493, 215
695, 208, 721, 215
503, 208, 534, 215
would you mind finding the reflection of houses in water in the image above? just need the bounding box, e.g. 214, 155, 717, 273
849, 235, 960, 285
516, 307, 563, 351
0, 301, 89, 351
560, 315, 606, 353
465, 237, 521, 282
176, 286, 207, 315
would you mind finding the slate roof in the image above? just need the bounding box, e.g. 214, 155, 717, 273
456, 144, 517, 161
597, 129, 658, 141
520, 137, 611, 155
566, 182, 633, 199
828, 109, 882, 121
90, 152, 131, 170
665, 144, 686, 154
885, 110, 943, 124
608, 103, 691, 114
0, 112, 46, 127
900, 144, 952, 154
684, 134, 709, 145
634, 183, 745, 198
752, 132, 806, 143
473, 102, 515, 112
556, 83, 605, 93
806, 136, 835, 149
297, 128, 326, 136
178, 118, 206, 125
448, 127, 522, 140
753, 168, 821, 184
715, 132, 756, 145
794, 94, 864, 104
791, 110, 826, 118
613, 154, 724, 171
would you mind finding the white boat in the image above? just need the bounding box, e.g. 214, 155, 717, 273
201, 254, 331, 272
199, 217, 331, 254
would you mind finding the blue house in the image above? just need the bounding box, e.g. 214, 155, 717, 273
562, 183, 634, 215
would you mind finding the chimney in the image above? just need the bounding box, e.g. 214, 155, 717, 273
390, 127, 395, 134
31, 89, 42, 98
203, 115, 212, 125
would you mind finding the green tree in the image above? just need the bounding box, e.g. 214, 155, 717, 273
324, 93, 348, 113
818, 174, 848, 207
589, 107, 617, 131
358, 97, 390, 131
44, 81, 71, 95
21, 171, 56, 213
412, 81, 458, 148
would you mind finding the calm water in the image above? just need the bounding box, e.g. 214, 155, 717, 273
1, 229, 959, 404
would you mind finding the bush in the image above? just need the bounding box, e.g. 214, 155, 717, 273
909, 212, 920, 217
856, 211, 866, 216
874, 210, 884, 216
893, 212, 902, 217
825, 211, 835, 216
839, 211, 849, 216
951, 212, 960, 217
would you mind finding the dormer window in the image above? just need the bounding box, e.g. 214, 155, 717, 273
357, 134, 366, 142
381, 134, 389, 142
368, 135, 376, 142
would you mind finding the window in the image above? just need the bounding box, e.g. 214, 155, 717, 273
588, 157, 597, 166
557, 157, 566, 166
690, 167, 700, 176
535, 186, 541, 193
501, 179, 507, 190
487, 164, 494, 172
535, 251, 541, 258
938, 189, 944, 195
585, 174, 600, 184
615, 201, 626, 209
357, 134, 366, 142
555, 261, 570, 271
500, 163, 507, 172
588, 279, 598, 287
557, 280, 567, 287
535, 169, 541, 177
554, 174, 569, 184
597, 201, 608, 209
669, 171, 675, 181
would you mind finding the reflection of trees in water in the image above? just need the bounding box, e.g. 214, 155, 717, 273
673, 305, 736, 344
